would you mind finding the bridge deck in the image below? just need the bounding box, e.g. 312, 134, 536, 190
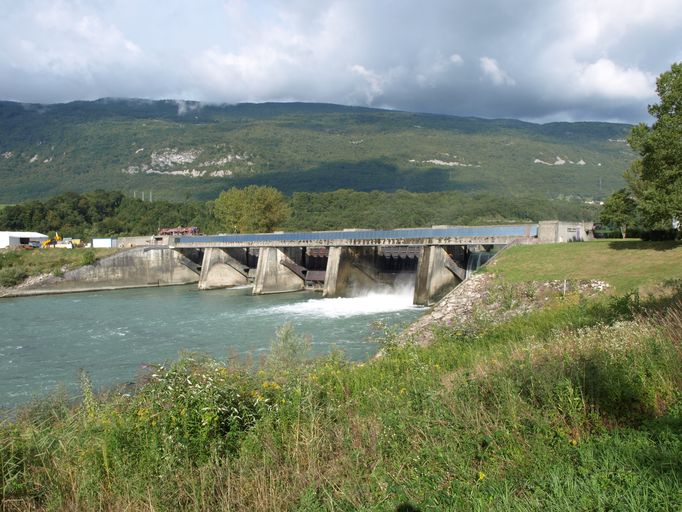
172, 224, 538, 248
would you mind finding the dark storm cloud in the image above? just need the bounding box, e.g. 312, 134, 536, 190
1, 0, 680, 122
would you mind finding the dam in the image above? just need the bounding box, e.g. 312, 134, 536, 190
6, 221, 591, 304
170, 221, 592, 305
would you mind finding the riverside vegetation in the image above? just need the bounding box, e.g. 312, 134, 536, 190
0, 248, 117, 287
1, 242, 681, 510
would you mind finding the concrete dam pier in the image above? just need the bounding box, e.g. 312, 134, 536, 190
175, 221, 593, 306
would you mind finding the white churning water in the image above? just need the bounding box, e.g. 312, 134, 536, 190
260, 290, 419, 318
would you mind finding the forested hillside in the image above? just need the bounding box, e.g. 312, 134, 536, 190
0, 99, 633, 202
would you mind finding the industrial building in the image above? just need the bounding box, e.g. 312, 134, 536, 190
0, 231, 48, 249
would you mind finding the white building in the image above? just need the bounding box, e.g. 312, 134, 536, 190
92, 238, 118, 248
0, 231, 49, 249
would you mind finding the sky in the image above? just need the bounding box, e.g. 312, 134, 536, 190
1, 0, 681, 123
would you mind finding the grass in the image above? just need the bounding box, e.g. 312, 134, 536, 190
0, 247, 119, 286
1, 287, 681, 510
488, 239, 682, 293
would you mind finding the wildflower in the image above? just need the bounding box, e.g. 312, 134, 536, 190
569, 438, 578, 446
477, 471, 486, 481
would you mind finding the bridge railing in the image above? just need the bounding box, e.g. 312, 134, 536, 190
175, 224, 538, 246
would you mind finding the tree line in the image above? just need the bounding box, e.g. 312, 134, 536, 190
0, 187, 600, 239
600, 62, 682, 239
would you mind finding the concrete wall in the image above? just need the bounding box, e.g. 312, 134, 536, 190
117, 235, 169, 248
17, 247, 199, 294
198, 248, 249, 290
413, 246, 461, 306
538, 221, 594, 243
252, 247, 305, 294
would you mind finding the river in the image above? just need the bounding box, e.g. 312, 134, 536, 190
0, 285, 424, 409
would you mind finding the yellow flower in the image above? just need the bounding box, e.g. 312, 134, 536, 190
570, 438, 578, 446
477, 471, 486, 482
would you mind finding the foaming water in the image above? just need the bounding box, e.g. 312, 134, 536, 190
262, 291, 419, 318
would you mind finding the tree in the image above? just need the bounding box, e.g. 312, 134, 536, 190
626, 62, 682, 228
213, 186, 289, 233
600, 188, 637, 238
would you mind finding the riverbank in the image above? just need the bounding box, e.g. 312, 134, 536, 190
2, 240, 681, 510
0, 247, 199, 298
0, 247, 119, 297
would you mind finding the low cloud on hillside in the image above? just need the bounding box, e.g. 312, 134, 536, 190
1, 0, 681, 122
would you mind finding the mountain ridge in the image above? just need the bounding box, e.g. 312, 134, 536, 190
0, 99, 634, 202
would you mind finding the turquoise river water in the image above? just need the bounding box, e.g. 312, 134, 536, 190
0, 285, 424, 409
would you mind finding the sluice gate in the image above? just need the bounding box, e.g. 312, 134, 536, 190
173, 222, 593, 305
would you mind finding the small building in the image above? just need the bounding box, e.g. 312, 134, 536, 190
0, 231, 49, 249
92, 238, 118, 249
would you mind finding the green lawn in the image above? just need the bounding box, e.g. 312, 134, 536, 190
489, 239, 682, 293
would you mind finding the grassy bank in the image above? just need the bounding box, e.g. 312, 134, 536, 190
0, 248, 119, 287
488, 239, 682, 293
2, 287, 681, 510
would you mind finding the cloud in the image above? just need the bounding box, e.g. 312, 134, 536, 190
349, 65, 386, 104
479, 57, 515, 86
449, 54, 463, 65
13, 1, 142, 76
577, 58, 655, 99
0, 0, 680, 122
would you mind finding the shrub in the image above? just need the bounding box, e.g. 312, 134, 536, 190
0, 266, 27, 287
80, 249, 96, 266
266, 322, 312, 374
0, 250, 21, 270
126, 356, 266, 461
639, 229, 678, 241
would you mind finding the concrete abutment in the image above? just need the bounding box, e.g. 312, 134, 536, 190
252, 247, 305, 294
414, 246, 465, 306
198, 248, 250, 290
